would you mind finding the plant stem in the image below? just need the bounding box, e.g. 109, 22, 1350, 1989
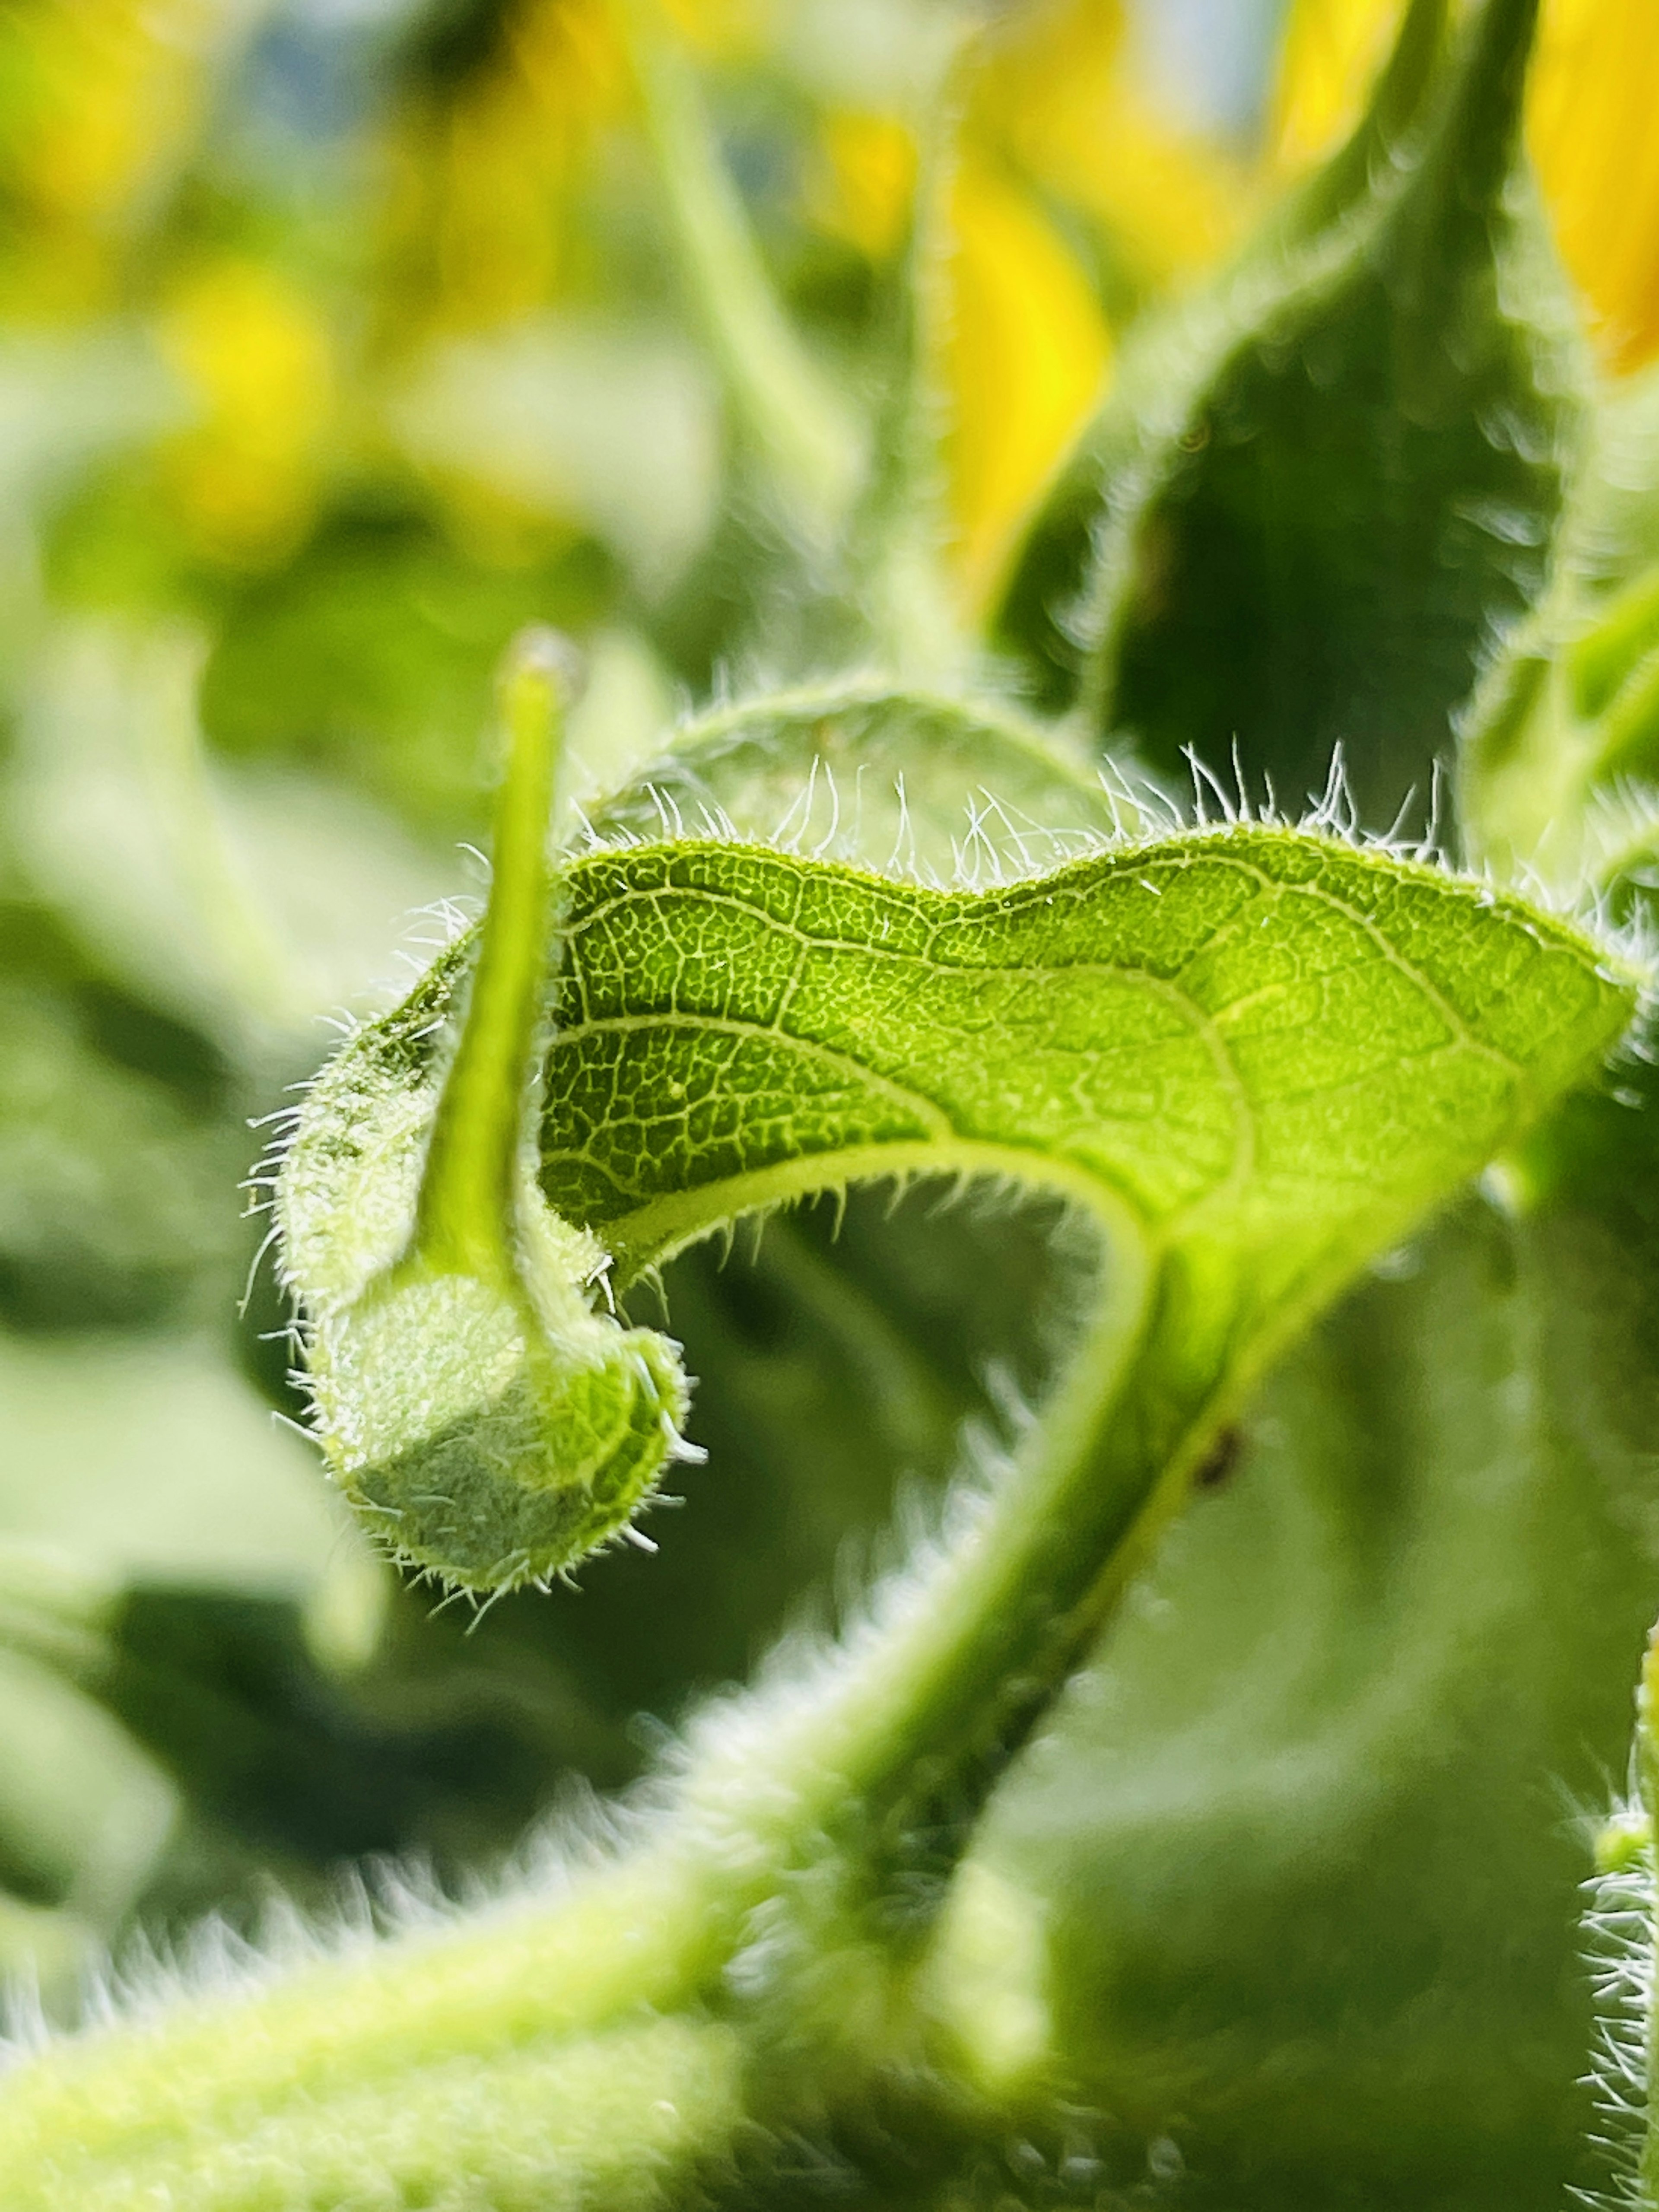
623, 0, 862, 539
1637, 1630, 1659, 2212
407, 629, 569, 1291
844, 58, 966, 682
0, 1175, 1174, 2198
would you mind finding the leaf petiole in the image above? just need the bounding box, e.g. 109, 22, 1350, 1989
404, 627, 575, 1297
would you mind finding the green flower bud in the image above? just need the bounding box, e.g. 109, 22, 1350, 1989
277, 630, 691, 1592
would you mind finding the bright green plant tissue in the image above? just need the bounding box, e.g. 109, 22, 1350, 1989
5, 2, 1659, 2209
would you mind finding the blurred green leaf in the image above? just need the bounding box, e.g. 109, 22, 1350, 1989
0, 1331, 357, 1588
1001, 0, 1583, 833
8, 618, 454, 1055
388, 320, 723, 595
974, 1068, 1659, 2210
0, 900, 238, 1331
1461, 363, 1659, 890
199, 505, 622, 839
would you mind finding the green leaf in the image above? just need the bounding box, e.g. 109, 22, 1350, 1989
581, 676, 1124, 868
998, 0, 1584, 833
398, 687, 1131, 1758
0, 900, 240, 1332
0, 1330, 380, 1990
7, 795, 1635, 2209
1461, 363, 1659, 893
993, 0, 1455, 717
8, 620, 452, 1058
282, 813, 1632, 1595
976, 1160, 1659, 2209
933, 1055, 1659, 2211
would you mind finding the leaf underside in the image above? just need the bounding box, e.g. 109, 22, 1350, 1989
5, 808, 1636, 2212
280, 807, 1631, 1597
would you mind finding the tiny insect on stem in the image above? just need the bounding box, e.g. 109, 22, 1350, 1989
1194, 1426, 1244, 1491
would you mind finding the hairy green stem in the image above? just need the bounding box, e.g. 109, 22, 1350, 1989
623, 0, 861, 537
0, 1186, 1167, 2206
3, 683, 1632, 2202
842, 51, 966, 682
407, 629, 569, 1290
1637, 1632, 1659, 2212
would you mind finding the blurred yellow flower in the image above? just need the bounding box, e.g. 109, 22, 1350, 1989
814, 0, 1239, 614
1271, 0, 1659, 374
943, 156, 1112, 614
658, 0, 767, 57
813, 111, 915, 262
1529, 0, 1659, 374
0, 0, 217, 317
815, 114, 1111, 613
381, 0, 627, 337
978, 0, 1246, 292
154, 260, 335, 567
1267, 0, 1404, 178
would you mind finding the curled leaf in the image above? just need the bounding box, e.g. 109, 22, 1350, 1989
280, 664, 1637, 1610
281, 632, 690, 1593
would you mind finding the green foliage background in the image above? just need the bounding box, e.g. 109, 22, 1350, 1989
6, 1, 1659, 2207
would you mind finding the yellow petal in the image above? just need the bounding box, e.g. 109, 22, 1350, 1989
1529, 0, 1659, 375
658, 0, 768, 56
155, 260, 335, 565
1268, 0, 1659, 377
972, 0, 1246, 289
810, 110, 917, 262
1265, 0, 1405, 177
0, 0, 215, 316
944, 157, 1112, 616
381, 0, 625, 336
9, 0, 210, 222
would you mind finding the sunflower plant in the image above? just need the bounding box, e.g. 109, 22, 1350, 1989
6, 0, 1659, 2207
